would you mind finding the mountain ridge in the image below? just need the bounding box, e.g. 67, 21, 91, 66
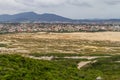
0, 12, 72, 23
0, 12, 120, 23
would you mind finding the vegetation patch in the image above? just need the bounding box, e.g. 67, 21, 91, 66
0, 54, 120, 80
0, 43, 7, 47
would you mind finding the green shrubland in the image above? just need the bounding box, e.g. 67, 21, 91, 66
0, 54, 120, 80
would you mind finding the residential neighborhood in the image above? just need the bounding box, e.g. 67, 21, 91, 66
0, 23, 120, 33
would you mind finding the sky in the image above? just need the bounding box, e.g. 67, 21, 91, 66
0, 0, 120, 19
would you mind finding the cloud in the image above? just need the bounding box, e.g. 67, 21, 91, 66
1, 0, 119, 9
0, 0, 120, 19
0, 0, 27, 11
15, 0, 67, 7
14, 0, 95, 7
0, 0, 120, 9
103, 0, 120, 5
67, 0, 92, 7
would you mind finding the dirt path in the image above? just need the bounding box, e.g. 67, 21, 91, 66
23, 55, 98, 60
63, 56, 98, 60
23, 55, 99, 60
22, 55, 54, 60
22, 55, 110, 60
77, 60, 97, 69
77, 61, 91, 69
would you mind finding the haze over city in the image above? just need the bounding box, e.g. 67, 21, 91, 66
0, 0, 120, 19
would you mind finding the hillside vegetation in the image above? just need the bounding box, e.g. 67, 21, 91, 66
0, 54, 120, 80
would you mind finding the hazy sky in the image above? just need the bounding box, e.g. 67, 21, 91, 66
0, 0, 120, 19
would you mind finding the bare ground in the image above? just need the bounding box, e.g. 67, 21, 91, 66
77, 61, 91, 69
0, 32, 120, 54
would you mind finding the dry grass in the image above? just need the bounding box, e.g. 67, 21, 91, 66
0, 32, 120, 54
34, 32, 120, 41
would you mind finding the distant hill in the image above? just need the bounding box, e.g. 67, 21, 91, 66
0, 12, 120, 23
0, 12, 72, 23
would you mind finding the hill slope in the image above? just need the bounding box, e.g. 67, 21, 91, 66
0, 12, 120, 23
0, 12, 72, 23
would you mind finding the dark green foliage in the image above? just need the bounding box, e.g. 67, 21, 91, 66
0, 54, 85, 80
0, 55, 120, 80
